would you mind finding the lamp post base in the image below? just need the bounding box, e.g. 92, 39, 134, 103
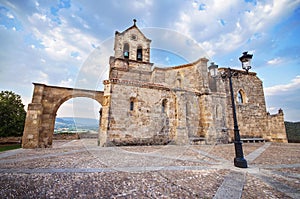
234, 157, 248, 168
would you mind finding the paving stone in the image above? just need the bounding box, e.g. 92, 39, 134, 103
213, 171, 245, 199
0, 140, 299, 198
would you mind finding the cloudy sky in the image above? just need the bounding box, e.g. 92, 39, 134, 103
0, 0, 299, 121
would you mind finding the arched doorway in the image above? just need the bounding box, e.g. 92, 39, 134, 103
22, 83, 104, 148
54, 98, 101, 141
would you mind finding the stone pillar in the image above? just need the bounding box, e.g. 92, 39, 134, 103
175, 92, 189, 145
196, 58, 210, 93
99, 80, 111, 146
38, 112, 55, 148
22, 84, 45, 148
199, 94, 215, 144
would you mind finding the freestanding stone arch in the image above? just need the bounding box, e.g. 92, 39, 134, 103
22, 83, 104, 148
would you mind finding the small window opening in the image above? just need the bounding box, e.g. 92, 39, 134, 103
123, 43, 129, 58
176, 72, 183, 88
162, 99, 167, 113
237, 91, 243, 104
130, 101, 134, 111
137, 47, 143, 61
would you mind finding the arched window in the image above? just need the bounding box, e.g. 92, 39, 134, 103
123, 43, 129, 58
137, 46, 143, 61
130, 97, 136, 111
162, 99, 167, 113
176, 79, 181, 88
176, 72, 182, 88
237, 90, 246, 104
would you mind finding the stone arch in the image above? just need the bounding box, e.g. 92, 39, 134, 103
22, 83, 104, 148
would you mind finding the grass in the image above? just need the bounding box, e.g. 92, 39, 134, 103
0, 144, 21, 152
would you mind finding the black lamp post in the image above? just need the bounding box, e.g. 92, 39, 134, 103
222, 51, 253, 168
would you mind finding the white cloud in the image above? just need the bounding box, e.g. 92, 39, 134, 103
6, 12, 14, 19
75, 45, 111, 90
171, 0, 300, 61
21, 95, 32, 111
132, 0, 153, 9
35, 1, 39, 7
267, 57, 282, 65
36, 71, 49, 84
265, 76, 300, 96
267, 106, 277, 112
27, 12, 101, 63
60, 78, 73, 87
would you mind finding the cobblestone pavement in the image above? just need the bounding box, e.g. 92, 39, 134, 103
0, 140, 299, 198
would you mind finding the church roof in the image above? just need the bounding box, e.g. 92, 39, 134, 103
115, 19, 151, 42
153, 57, 209, 71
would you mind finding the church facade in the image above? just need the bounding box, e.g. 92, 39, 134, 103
98, 21, 288, 146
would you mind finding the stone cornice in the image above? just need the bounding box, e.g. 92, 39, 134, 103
32, 83, 103, 93
113, 57, 154, 66
218, 68, 257, 76
107, 78, 207, 96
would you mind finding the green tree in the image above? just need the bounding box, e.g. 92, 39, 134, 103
0, 91, 26, 137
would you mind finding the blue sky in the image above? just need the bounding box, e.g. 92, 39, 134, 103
0, 0, 299, 121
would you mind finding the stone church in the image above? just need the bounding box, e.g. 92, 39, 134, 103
22, 20, 287, 149
98, 21, 287, 146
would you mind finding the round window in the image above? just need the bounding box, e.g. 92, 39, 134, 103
131, 34, 137, 40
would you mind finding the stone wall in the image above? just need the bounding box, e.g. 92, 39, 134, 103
110, 58, 153, 82
214, 68, 288, 143
267, 109, 288, 142
102, 51, 221, 146
152, 58, 209, 93
101, 63, 288, 146
209, 93, 228, 143
104, 82, 176, 146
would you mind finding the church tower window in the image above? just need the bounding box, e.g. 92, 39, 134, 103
137, 46, 143, 61
123, 43, 129, 58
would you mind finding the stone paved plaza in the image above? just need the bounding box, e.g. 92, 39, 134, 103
0, 140, 299, 198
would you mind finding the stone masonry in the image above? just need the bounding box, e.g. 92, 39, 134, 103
22, 20, 287, 148
98, 21, 287, 147
22, 84, 103, 148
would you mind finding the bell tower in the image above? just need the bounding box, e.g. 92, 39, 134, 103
113, 19, 151, 63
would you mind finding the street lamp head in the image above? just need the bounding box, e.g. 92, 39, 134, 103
239, 51, 253, 72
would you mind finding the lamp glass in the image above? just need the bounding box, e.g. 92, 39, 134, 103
242, 60, 251, 70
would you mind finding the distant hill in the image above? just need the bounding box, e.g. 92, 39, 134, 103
55, 117, 99, 131
285, 121, 300, 143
